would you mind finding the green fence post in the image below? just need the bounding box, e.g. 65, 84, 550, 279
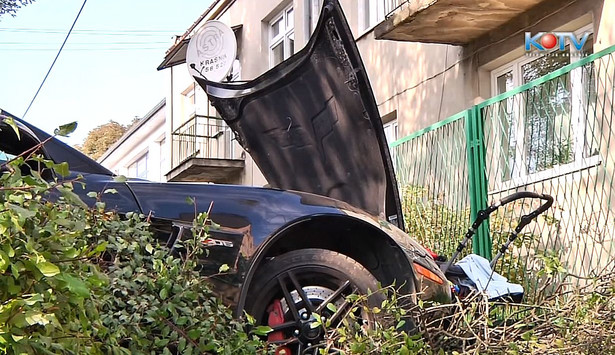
465, 106, 492, 258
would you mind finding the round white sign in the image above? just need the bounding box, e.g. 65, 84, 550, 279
186, 21, 237, 82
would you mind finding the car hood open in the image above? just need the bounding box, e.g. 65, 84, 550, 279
194, 0, 404, 228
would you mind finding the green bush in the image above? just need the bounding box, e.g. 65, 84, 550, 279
0, 123, 264, 354
94, 209, 265, 354
401, 184, 470, 258
0, 154, 105, 353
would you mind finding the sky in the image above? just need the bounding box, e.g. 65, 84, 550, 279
0, 0, 212, 145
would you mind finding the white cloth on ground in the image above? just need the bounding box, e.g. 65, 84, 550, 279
455, 254, 524, 299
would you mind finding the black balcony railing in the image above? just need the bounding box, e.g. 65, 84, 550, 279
171, 114, 240, 169
384, 0, 409, 19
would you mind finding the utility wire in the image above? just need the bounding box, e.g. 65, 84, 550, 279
1, 47, 166, 51
6, 32, 175, 37
22, 0, 88, 119
1, 27, 179, 32
0, 41, 170, 45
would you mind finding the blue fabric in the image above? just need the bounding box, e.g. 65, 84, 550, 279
456, 254, 524, 299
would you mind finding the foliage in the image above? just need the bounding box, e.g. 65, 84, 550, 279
319, 287, 431, 354
93, 209, 265, 354
291, 265, 615, 354
319, 269, 615, 354
0, 122, 104, 353
427, 271, 615, 354
0, 125, 265, 353
76, 121, 128, 160
401, 184, 470, 258
0, 0, 35, 18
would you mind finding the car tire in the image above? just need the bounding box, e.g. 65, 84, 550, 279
245, 248, 385, 351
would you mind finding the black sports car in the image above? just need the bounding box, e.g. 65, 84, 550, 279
0, 0, 450, 349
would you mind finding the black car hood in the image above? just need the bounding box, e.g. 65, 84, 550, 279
195, 0, 403, 228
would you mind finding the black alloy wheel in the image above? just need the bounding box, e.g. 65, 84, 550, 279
245, 248, 384, 354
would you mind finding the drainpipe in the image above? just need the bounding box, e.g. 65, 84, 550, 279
169, 66, 174, 175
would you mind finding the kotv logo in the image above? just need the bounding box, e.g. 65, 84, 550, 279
525, 32, 590, 52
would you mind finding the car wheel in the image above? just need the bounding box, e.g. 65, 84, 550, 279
245, 248, 384, 352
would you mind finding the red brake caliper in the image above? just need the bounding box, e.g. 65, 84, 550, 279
268, 299, 292, 355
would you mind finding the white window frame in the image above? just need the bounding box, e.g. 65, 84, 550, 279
383, 114, 399, 169
159, 137, 166, 182
489, 23, 599, 192
383, 119, 399, 145
359, 0, 395, 35
223, 124, 237, 160
129, 152, 149, 180
306, 0, 322, 35
269, 5, 295, 68
182, 84, 196, 105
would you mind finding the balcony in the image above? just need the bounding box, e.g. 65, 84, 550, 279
374, 0, 547, 44
167, 114, 244, 183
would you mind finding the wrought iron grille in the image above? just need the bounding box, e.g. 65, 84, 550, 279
171, 114, 239, 168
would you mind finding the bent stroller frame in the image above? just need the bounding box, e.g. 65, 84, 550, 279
438, 191, 554, 301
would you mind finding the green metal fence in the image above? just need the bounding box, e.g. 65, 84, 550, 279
391, 44, 615, 296
393, 112, 473, 259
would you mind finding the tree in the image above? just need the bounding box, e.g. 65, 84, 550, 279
79, 121, 127, 160
0, 0, 36, 18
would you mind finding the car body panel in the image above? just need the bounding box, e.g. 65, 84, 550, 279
0, 111, 142, 214
195, 0, 404, 229
73, 173, 142, 213
127, 181, 376, 304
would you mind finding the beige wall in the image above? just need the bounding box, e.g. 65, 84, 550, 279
354, 0, 615, 138
100, 103, 167, 182
355, 32, 467, 137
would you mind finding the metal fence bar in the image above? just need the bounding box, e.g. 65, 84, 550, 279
391, 113, 472, 258
467, 106, 492, 258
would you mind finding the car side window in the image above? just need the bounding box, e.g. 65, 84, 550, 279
0, 150, 16, 170
0, 121, 52, 179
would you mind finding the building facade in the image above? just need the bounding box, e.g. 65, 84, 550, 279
157, 0, 614, 187
98, 99, 168, 182
373, 0, 615, 282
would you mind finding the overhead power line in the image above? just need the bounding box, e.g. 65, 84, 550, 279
0, 41, 170, 45
0, 47, 166, 51
0, 28, 181, 36
1, 27, 180, 33
22, 0, 88, 119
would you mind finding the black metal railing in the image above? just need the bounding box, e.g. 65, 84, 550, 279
384, 0, 410, 19
171, 114, 240, 168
